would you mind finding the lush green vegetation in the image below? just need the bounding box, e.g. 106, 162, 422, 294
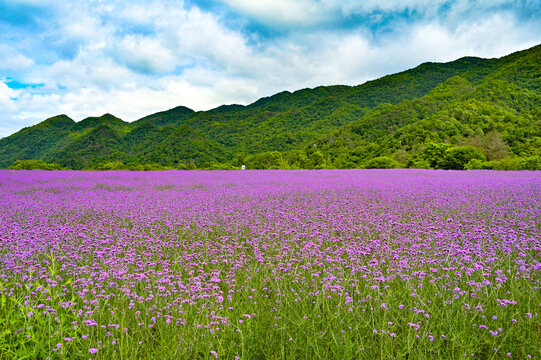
1, 44, 540, 170
8, 159, 64, 170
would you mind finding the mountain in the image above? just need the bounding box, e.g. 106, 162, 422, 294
73, 113, 127, 132
130, 105, 195, 128
0, 114, 75, 168
44, 124, 127, 169
1, 44, 540, 170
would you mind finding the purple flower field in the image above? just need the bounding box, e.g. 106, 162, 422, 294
0, 169, 540, 359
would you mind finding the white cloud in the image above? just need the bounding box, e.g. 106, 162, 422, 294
0, 0, 540, 138
340, 0, 446, 14
0, 83, 20, 111
0, 83, 28, 138
0, 45, 35, 71
216, 0, 539, 31
214, 0, 454, 26
405, 12, 541, 61
218, 0, 331, 25
114, 35, 178, 74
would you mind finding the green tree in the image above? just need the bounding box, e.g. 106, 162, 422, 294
93, 161, 127, 170
304, 147, 327, 169
441, 146, 486, 170
408, 158, 431, 169
464, 158, 490, 170
519, 155, 541, 170
8, 159, 63, 170
364, 156, 400, 169
464, 130, 509, 161
245, 151, 286, 169
418, 143, 451, 169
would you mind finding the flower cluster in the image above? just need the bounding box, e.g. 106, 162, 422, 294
0, 169, 539, 358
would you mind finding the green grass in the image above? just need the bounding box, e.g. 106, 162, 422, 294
1, 245, 539, 359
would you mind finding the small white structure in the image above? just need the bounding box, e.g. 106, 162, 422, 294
241, 165, 246, 170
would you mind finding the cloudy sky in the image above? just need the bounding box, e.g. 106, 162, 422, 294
0, 0, 540, 138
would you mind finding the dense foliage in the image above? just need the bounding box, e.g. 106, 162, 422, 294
1, 45, 540, 170
8, 159, 64, 170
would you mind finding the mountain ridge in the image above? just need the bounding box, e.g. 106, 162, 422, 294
1, 44, 540, 170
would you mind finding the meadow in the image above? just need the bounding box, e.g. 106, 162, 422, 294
0, 169, 539, 359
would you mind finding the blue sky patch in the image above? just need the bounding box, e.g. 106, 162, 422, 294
6, 80, 43, 90
0, 1, 52, 29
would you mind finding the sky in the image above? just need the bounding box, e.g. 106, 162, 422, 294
0, 0, 540, 138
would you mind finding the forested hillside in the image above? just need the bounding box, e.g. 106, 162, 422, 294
1, 44, 540, 170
